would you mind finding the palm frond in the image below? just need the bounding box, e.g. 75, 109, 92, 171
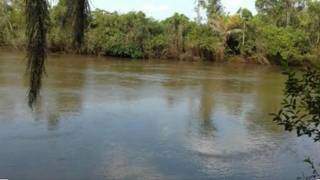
25, 0, 49, 108
67, 0, 90, 50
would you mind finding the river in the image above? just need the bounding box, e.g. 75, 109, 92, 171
0, 50, 319, 180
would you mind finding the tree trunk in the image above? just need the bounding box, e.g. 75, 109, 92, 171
243, 22, 246, 46
285, 0, 291, 27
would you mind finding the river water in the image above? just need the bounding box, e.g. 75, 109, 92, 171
0, 50, 319, 180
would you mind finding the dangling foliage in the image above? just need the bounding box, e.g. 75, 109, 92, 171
25, 0, 49, 108
67, 0, 90, 50
272, 68, 320, 142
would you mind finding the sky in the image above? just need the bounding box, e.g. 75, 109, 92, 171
90, 0, 257, 20
52, 0, 257, 20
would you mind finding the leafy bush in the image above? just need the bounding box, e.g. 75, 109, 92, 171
273, 69, 320, 142
258, 25, 309, 63
186, 23, 220, 60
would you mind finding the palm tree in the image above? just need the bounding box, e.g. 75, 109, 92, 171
25, 0, 89, 107
238, 8, 253, 46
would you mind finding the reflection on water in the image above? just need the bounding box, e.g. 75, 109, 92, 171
0, 50, 319, 180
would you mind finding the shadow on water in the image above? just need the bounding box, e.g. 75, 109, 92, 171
29, 54, 88, 130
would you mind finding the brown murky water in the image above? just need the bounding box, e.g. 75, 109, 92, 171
0, 50, 319, 180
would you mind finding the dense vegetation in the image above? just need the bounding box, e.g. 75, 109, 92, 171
0, 0, 320, 66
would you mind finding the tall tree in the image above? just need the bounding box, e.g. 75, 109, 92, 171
194, 0, 206, 24
255, 0, 304, 27
202, 0, 244, 60
256, 0, 283, 25
164, 13, 190, 58
238, 8, 253, 46
206, 0, 224, 31
305, 0, 320, 46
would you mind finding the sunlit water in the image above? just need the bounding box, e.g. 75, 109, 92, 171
0, 50, 319, 180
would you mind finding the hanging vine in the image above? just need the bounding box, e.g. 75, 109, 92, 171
25, 0, 49, 108
68, 0, 90, 50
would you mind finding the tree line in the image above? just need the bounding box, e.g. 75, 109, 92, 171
0, 0, 319, 65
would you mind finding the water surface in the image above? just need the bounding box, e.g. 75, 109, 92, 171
0, 50, 319, 180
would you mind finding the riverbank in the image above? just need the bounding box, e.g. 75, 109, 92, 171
0, 46, 285, 66
1, 46, 318, 69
